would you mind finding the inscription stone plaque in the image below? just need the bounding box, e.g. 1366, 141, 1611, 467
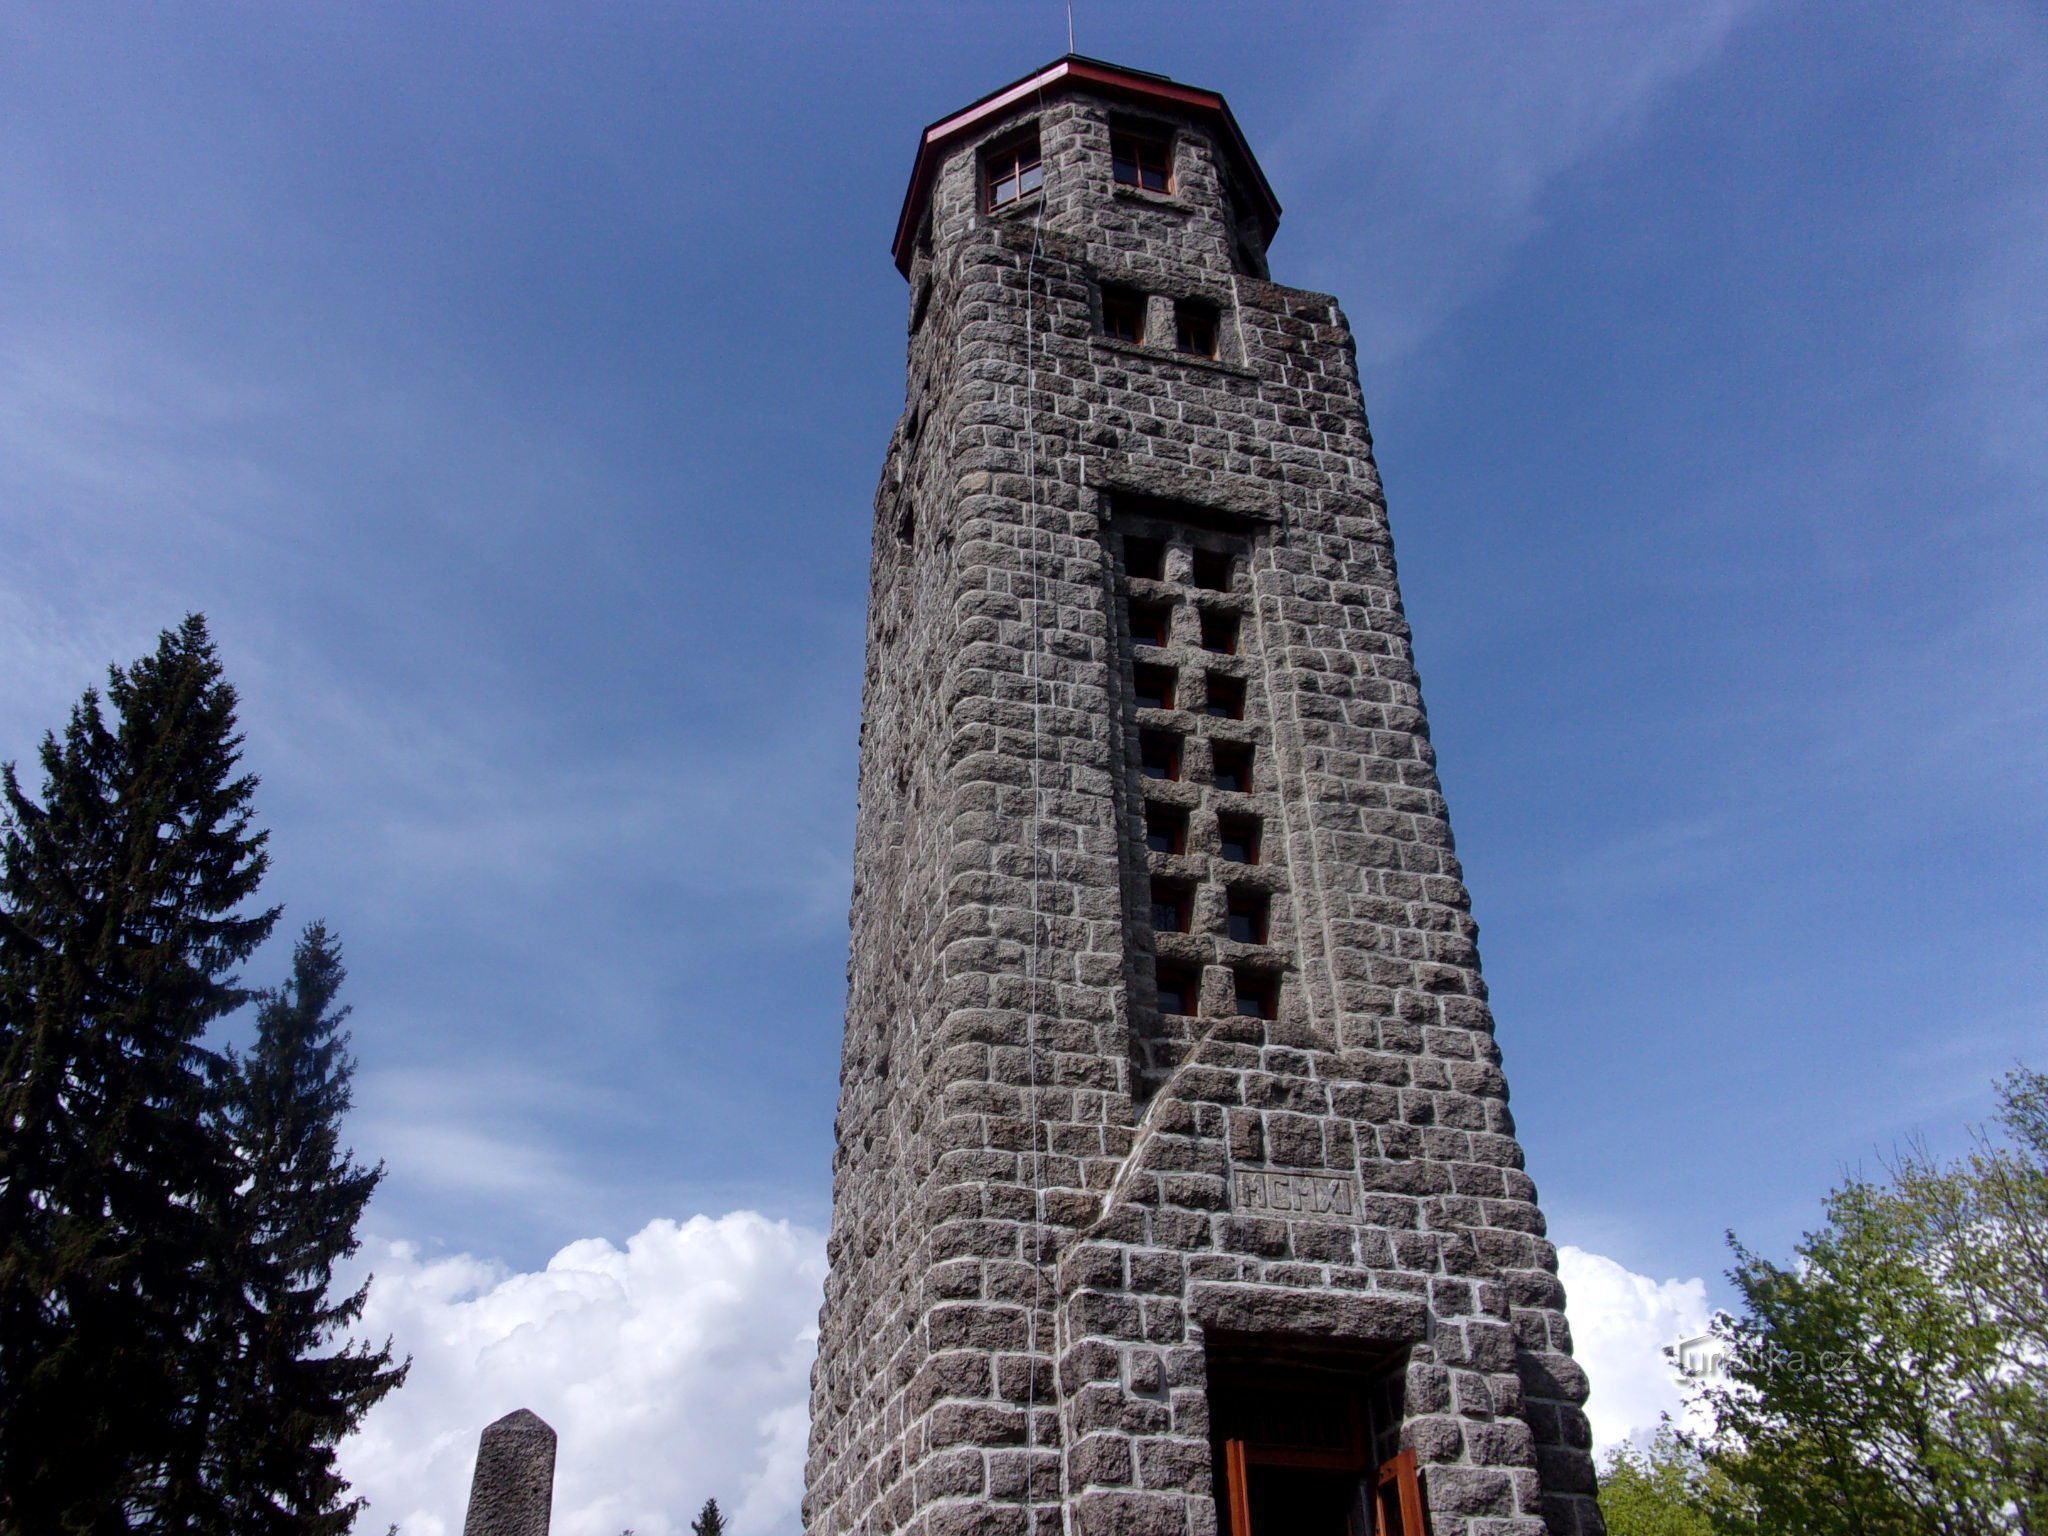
1232, 1165, 1361, 1220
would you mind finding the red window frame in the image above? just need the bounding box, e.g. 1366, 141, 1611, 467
1102, 286, 1146, 344
1373, 1449, 1427, 1536
1140, 729, 1183, 782
1218, 813, 1261, 865
1177, 302, 1219, 358
1129, 599, 1173, 648
1233, 970, 1277, 1020
1227, 891, 1269, 945
1205, 674, 1246, 720
1133, 663, 1177, 712
1213, 1371, 1429, 1536
1212, 742, 1254, 794
1112, 128, 1172, 193
1154, 961, 1199, 1017
1150, 879, 1192, 934
984, 132, 1044, 211
1145, 801, 1189, 856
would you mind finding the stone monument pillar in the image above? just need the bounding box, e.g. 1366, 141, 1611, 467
462, 1408, 556, 1536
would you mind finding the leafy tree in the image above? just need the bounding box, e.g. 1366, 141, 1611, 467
1598, 1421, 1739, 1536
1903, 1065, 2048, 1516
691, 1498, 727, 1536
206, 921, 407, 1532
0, 615, 278, 1530
1703, 1066, 2048, 1536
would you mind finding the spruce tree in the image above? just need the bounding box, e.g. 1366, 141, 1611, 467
209, 921, 406, 1533
690, 1498, 727, 1536
0, 615, 277, 1530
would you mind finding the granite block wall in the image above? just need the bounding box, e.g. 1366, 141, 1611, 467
806, 64, 1602, 1536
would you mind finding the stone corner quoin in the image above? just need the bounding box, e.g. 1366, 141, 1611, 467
803, 53, 1605, 1536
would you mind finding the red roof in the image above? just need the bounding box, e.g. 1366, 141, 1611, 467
891, 55, 1282, 278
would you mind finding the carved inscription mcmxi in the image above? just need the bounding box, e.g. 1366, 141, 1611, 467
1232, 1165, 1360, 1220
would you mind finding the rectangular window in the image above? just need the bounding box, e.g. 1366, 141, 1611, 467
1124, 535, 1165, 581
985, 131, 1043, 211
1139, 730, 1182, 781
1133, 663, 1176, 712
1150, 880, 1191, 934
1112, 128, 1172, 193
1105, 128, 1171, 193
1234, 970, 1277, 1019
1101, 286, 1146, 344
1154, 962, 1199, 1016
1212, 742, 1254, 794
1227, 892, 1269, 945
1128, 598, 1172, 648
1205, 674, 1245, 720
1176, 301, 1219, 359
1192, 548, 1234, 590
1217, 814, 1261, 865
1145, 801, 1188, 856
1200, 610, 1240, 655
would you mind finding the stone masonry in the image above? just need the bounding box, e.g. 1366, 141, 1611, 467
463, 1408, 556, 1536
806, 57, 1603, 1536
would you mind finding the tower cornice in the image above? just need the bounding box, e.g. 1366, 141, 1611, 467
890, 53, 1282, 277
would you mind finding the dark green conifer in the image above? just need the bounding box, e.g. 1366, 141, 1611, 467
0, 615, 277, 1530
209, 921, 406, 1533
690, 1498, 727, 1536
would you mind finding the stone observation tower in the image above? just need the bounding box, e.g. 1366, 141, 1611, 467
806, 56, 1602, 1536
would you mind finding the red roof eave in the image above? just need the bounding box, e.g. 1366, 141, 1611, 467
889, 56, 1281, 278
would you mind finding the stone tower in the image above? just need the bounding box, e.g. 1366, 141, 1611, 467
806, 57, 1602, 1536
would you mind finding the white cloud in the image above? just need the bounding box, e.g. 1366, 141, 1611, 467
343, 1222, 1701, 1532
339, 1212, 825, 1536
1558, 1244, 1713, 1451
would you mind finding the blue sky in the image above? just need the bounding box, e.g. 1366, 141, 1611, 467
3, 4, 2043, 1529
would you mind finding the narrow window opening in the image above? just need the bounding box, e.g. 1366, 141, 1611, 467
1124, 535, 1165, 581
1212, 742, 1254, 795
1227, 892, 1269, 945
1101, 286, 1146, 344
1139, 730, 1182, 782
1192, 548, 1235, 590
1217, 814, 1261, 865
1233, 971, 1277, 1019
1129, 599, 1173, 649
1205, 674, 1246, 720
895, 502, 916, 547
1176, 301, 1220, 359
1145, 802, 1189, 856
1149, 880, 1192, 934
1111, 127, 1172, 193
1200, 610, 1241, 655
1133, 663, 1176, 712
1154, 962, 1199, 1017
984, 130, 1044, 211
